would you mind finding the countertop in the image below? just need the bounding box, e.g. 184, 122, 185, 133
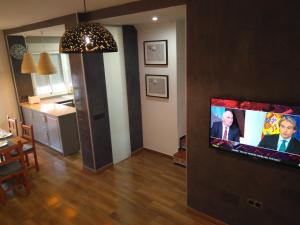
39, 95, 74, 104
20, 95, 76, 117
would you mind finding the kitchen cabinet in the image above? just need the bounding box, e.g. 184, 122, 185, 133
21, 103, 79, 156
32, 110, 49, 145
47, 115, 62, 153
22, 107, 34, 125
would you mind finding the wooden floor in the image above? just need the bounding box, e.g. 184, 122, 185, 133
0, 144, 226, 225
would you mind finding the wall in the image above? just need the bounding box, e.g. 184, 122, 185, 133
136, 22, 178, 156
27, 37, 60, 53
176, 20, 186, 139
82, 52, 113, 171
122, 25, 143, 153
187, 1, 300, 225
103, 26, 131, 164
0, 31, 19, 128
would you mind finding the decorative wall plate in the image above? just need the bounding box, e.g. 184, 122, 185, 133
9, 44, 26, 60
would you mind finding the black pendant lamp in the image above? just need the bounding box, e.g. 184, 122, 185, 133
59, 0, 118, 53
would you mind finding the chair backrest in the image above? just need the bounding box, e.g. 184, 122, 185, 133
21, 124, 35, 144
7, 116, 18, 136
0, 141, 24, 167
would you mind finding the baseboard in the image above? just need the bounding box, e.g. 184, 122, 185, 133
83, 162, 113, 174
143, 148, 173, 159
187, 206, 228, 225
131, 147, 144, 155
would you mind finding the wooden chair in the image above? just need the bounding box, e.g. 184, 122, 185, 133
21, 124, 39, 172
7, 115, 18, 136
0, 141, 30, 204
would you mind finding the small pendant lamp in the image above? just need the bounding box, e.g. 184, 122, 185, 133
59, 0, 118, 53
21, 36, 36, 74
37, 31, 56, 75
37, 52, 57, 75
21, 53, 36, 74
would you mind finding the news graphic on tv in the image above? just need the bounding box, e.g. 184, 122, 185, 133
210, 98, 300, 168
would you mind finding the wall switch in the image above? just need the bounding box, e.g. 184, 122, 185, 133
247, 198, 263, 209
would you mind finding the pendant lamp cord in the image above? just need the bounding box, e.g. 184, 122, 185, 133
83, 0, 86, 13
40, 30, 44, 52
24, 35, 28, 51
40, 30, 53, 93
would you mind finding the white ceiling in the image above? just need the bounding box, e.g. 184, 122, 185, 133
15, 25, 66, 37
97, 5, 186, 26
0, 0, 139, 30
11, 5, 186, 37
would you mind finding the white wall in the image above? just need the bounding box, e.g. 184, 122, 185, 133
27, 43, 59, 53
103, 26, 131, 164
136, 22, 179, 156
0, 31, 20, 128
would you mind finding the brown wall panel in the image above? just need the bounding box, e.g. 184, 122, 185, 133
187, 1, 300, 225
69, 54, 94, 169
82, 53, 113, 169
122, 25, 143, 152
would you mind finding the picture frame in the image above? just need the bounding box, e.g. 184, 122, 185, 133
144, 40, 168, 65
145, 74, 169, 98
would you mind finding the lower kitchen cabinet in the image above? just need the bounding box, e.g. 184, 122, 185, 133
21, 105, 79, 156
47, 115, 62, 153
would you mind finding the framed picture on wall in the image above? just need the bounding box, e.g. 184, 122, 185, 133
144, 40, 168, 65
145, 74, 169, 98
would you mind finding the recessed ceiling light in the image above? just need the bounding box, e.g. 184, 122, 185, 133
152, 16, 158, 21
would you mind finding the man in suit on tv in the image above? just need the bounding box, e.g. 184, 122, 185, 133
211, 110, 240, 142
258, 116, 300, 155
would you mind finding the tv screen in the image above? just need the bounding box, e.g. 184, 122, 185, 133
210, 98, 300, 168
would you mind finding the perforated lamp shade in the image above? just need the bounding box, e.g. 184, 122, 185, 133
37, 52, 56, 75
21, 53, 36, 74
59, 23, 118, 53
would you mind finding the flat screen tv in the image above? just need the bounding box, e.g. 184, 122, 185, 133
210, 98, 300, 168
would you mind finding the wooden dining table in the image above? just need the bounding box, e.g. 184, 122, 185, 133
0, 128, 28, 152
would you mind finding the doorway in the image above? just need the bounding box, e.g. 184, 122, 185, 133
95, 5, 187, 163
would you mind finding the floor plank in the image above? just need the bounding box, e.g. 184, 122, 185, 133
0, 144, 226, 225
